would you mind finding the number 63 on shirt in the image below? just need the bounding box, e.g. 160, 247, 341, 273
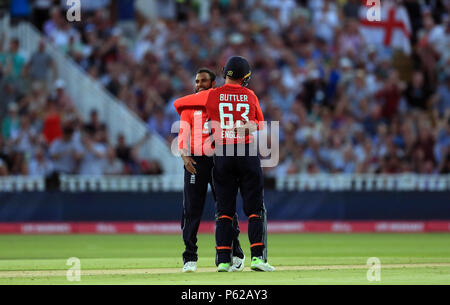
219, 103, 250, 129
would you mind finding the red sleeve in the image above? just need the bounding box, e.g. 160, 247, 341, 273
174, 90, 211, 115
178, 109, 192, 152
204, 90, 214, 121
251, 92, 265, 130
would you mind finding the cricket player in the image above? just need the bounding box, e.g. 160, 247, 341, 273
174, 68, 245, 273
205, 56, 275, 272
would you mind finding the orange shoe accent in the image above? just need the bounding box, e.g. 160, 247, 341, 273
250, 243, 264, 248
216, 246, 232, 250
249, 214, 260, 219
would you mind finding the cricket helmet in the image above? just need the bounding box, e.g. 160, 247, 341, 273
223, 56, 252, 87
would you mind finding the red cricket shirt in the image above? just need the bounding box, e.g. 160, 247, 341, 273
205, 84, 264, 145
174, 90, 213, 156
173, 84, 264, 153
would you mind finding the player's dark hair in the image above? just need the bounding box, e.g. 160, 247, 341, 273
196, 68, 216, 82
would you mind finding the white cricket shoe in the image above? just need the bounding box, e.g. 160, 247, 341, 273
182, 261, 197, 273
230, 255, 245, 272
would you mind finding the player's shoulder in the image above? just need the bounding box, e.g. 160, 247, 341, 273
208, 85, 226, 93
197, 88, 214, 96
204, 87, 222, 102
243, 87, 258, 101
244, 87, 256, 95
192, 88, 215, 102
174, 89, 213, 114
174, 89, 212, 104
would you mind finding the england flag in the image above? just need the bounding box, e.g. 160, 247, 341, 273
359, 0, 412, 55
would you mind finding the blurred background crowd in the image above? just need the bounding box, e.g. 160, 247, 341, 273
1, 0, 450, 177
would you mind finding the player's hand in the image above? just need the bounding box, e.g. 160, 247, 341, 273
181, 154, 197, 175
234, 120, 258, 135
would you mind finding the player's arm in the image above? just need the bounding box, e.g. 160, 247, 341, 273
174, 90, 211, 115
178, 109, 197, 175
234, 119, 258, 134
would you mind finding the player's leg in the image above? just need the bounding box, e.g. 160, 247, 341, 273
212, 154, 239, 271
181, 156, 210, 271
209, 163, 245, 267
231, 213, 244, 258
237, 154, 274, 272
230, 213, 245, 271
262, 205, 268, 262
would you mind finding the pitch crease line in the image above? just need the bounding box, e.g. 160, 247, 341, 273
1, 263, 450, 278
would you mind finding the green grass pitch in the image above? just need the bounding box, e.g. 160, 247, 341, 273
0, 233, 449, 285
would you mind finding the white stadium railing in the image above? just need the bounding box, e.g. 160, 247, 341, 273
0, 176, 46, 192
59, 174, 184, 192
275, 174, 450, 192
0, 15, 183, 175
0, 174, 449, 192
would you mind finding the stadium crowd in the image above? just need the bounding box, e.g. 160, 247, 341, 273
0, 30, 162, 177
1, 0, 450, 177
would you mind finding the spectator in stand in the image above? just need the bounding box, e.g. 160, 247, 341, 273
140, 159, 163, 176
78, 128, 108, 176
26, 39, 56, 88
435, 118, 450, 169
8, 151, 28, 175
49, 122, 84, 174
0, 37, 26, 83
0, 157, 7, 176
405, 70, 433, 110
9, 115, 41, 155
147, 106, 172, 140
115, 132, 149, 174
45, 11, 81, 50
31, 0, 53, 31
42, 98, 63, 144
414, 122, 436, 165
416, 10, 445, 87
312, 0, 339, 44
376, 70, 406, 121
342, 0, 361, 19
431, 73, 450, 117
83, 109, 105, 136
52, 79, 73, 110
298, 69, 328, 112
43, 6, 63, 37
2, 103, 21, 140
28, 146, 53, 176
440, 153, 450, 174
346, 69, 371, 119
102, 147, 124, 175
0, 134, 7, 176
